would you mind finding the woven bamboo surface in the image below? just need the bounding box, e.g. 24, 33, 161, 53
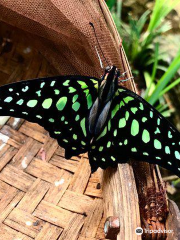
0, 22, 106, 240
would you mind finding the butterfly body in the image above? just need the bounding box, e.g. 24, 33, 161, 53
0, 66, 180, 176
89, 66, 119, 136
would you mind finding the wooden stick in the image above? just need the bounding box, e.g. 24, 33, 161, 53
98, 1, 171, 239
98, 1, 141, 239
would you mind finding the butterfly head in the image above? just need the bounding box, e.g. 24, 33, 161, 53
104, 65, 120, 81
99, 65, 120, 102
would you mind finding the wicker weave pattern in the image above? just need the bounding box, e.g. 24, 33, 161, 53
0, 0, 122, 76
0, 23, 105, 240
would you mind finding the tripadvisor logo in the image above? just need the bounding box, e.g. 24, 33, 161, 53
135, 227, 173, 235
144, 229, 173, 234
135, 227, 143, 235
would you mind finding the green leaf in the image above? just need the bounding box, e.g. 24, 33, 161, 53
106, 0, 116, 10
137, 10, 150, 33
144, 72, 156, 99
148, 0, 179, 32
147, 49, 180, 105
159, 78, 180, 97
117, 0, 122, 20
156, 103, 168, 113
160, 108, 174, 117
151, 43, 159, 81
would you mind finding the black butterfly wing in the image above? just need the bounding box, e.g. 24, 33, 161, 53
89, 86, 180, 177
0, 75, 100, 158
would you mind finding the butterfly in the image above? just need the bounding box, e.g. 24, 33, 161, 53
0, 65, 180, 176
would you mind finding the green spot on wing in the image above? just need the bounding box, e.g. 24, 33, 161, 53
97, 127, 107, 140
73, 134, 77, 140
124, 96, 134, 103
175, 151, 180, 160
75, 115, 80, 121
22, 86, 29, 92
155, 127, 160, 134
125, 111, 129, 121
73, 94, 78, 103
168, 131, 172, 138
90, 79, 98, 84
142, 129, 150, 143
87, 94, 92, 109
165, 146, 170, 154
36, 90, 41, 97
131, 119, 139, 136
112, 104, 119, 118
150, 111, 153, 118
114, 129, 117, 137
131, 147, 137, 152
99, 146, 103, 151
154, 139, 162, 149
107, 141, 111, 148
84, 89, 89, 97
4, 97, 13, 103
120, 101, 125, 108
63, 80, 70, 86
27, 100, 38, 107
54, 131, 61, 134
139, 103, 144, 110
111, 156, 116, 161
108, 120, 111, 131
118, 88, 126, 92
72, 102, 80, 111
142, 117, 147, 123
90, 79, 99, 89
119, 118, 126, 128
56, 97, 67, 111
42, 98, 52, 109
40, 82, 45, 88
131, 107, 138, 114
69, 87, 76, 93
80, 118, 87, 137
16, 99, 24, 105
54, 89, 60, 95
49, 118, 54, 123
77, 81, 88, 89
50, 81, 56, 87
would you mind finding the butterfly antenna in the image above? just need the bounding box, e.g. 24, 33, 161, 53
119, 76, 134, 83
95, 46, 104, 69
89, 22, 110, 68
118, 77, 134, 82
120, 71, 128, 77
118, 69, 134, 82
